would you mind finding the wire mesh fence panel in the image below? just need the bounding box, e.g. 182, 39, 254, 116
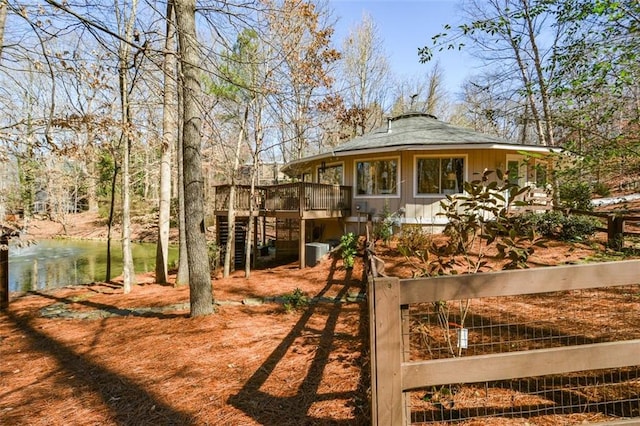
409, 366, 640, 425
405, 285, 640, 424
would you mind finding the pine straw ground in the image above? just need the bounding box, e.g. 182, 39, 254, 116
1, 254, 371, 425
0, 230, 637, 425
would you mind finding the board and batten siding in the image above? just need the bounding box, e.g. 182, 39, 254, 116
311, 149, 511, 224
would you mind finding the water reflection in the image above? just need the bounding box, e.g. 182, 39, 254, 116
9, 239, 178, 293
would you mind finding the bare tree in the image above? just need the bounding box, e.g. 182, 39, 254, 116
155, 0, 178, 285
175, 0, 213, 316
420, 0, 562, 146
114, 0, 139, 294
175, 68, 189, 286
338, 11, 390, 136
266, 0, 340, 162
0, 0, 7, 60
390, 62, 449, 118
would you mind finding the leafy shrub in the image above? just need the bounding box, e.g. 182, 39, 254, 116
512, 210, 564, 237
397, 225, 432, 254
282, 287, 308, 312
591, 181, 610, 197
559, 214, 600, 241
340, 232, 358, 269
514, 211, 599, 241
373, 204, 401, 244
559, 181, 593, 211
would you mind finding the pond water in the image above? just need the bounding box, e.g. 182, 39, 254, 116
8, 239, 178, 293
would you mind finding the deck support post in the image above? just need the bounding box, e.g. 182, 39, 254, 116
299, 218, 306, 269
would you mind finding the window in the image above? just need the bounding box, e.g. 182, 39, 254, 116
317, 163, 343, 185
416, 157, 465, 195
356, 158, 398, 196
506, 154, 548, 188
507, 159, 524, 186
534, 161, 548, 187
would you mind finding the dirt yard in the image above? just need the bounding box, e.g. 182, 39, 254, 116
1, 213, 637, 425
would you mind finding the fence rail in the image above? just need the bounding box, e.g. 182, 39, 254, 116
368, 260, 640, 425
567, 209, 640, 249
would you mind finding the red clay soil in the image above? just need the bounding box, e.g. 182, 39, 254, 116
0, 213, 634, 425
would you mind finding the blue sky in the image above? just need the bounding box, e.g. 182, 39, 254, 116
329, 0, 477, 94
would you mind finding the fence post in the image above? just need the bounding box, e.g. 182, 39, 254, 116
401, 304, 411, 422
607, 215, 624, 250
369, 276, 405, 425
0, 235, 8, 310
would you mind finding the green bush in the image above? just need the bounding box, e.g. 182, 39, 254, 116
559, 181, 593, 211
281, 288, 308, 312
208, 242, 221, 270
559, 215, 600, 241
373, 205, 400, 244
591, 181, 610, 197
340, 232, 358, 269
514, 211, 599, 241
397, 225, 432, 253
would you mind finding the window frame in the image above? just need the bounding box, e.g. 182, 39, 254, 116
354, 156, 401, 198
316, 162, 344, 185
506, 154, 527, 188
413, 154, 467, 198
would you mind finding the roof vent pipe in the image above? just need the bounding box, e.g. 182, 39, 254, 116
387, 117, 392, 133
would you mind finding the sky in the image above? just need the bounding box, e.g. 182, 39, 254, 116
328, 0, 479, 95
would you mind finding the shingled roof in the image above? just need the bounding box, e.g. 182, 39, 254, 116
333, 112, 515, 153
282, 112, 551, 174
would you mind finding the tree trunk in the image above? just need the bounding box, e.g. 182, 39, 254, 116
121, 128, 135, 293
521, 0, 555, 147
116, 0, 138, 294
175, 0, 213, 316
223, 184, 236, 278
106, 160, 118, 282
156, 0, 177, 285
245, 108, 265, 278
0, 0, 7, 61
223, 106, 247, 278
175, 74, 189, 286
85, 128, 99, 213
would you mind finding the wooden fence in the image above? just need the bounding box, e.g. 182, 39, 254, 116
566, 209, 640, 250
367, 260, 640, 425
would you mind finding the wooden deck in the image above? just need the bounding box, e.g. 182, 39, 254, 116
212, 182, 352, 219
213, 183, 352, 268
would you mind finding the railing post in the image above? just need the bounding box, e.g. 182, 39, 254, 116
369, 276, 405, 425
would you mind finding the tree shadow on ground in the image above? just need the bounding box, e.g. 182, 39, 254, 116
29, 291, 188, 319
228, 257, 371, 425
2, 309, 196, 425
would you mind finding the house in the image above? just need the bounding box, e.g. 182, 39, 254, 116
213, 112, 556, 268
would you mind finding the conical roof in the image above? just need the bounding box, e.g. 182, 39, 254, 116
333, 112, 514, 153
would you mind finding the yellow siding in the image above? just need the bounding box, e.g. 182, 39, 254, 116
305, 148, 531, 225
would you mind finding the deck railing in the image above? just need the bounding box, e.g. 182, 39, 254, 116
213, 183, 352, 214
213, 185, 257, 212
